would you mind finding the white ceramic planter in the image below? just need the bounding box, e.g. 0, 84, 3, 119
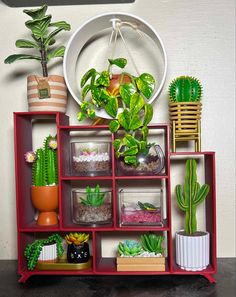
176, 231, 210, 271
38, 243, 57, 262
27, 75, 68, 113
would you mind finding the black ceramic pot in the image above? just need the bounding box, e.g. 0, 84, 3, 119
67, 242, 90, 263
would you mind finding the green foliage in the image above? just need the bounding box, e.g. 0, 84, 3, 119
80, 184, 106, 207
32, 135, 58, 186
4, 4, 71, 77
24, 233, 64, 270
140, 234, 164, 255
118, 240, 142, 256
138, 201, 157, 211
169, 76, 202, 102
175, 159, 210, 235
78, 58, 156, 165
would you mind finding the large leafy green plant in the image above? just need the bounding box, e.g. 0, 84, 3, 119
78, 58, 155, 165
4, 4, 71, 77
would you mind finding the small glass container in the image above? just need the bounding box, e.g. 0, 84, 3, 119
119, 189, 163, 226
72, 189, 112, 225
116, 144, 165, 176
71, 142, 111, 176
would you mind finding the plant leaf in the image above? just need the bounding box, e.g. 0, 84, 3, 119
15, 39, 39, 49
25, 15, 52, 39
130, 93, 145, 114
123, 134, 138, 147
143, 104, 153, 126
124, 155, 137, 165
80, 68, 96, 88
4, 54, 41, 64
118, 109, 130, 131
96, 71, 110, 87
136, 73, 155, 99
104, 96, 118, 118
119, 83, 136, 107
109, 120, 120, 133
108, 58, 127, 68
123, 146, 139, 156
81, 84, 91, 100
113, 139, 121, 151
141, 125, 149, 140
49, 21, 71, 31
129, 114, 142, 130
23, 4, 48, 19
47, 46, 65, 60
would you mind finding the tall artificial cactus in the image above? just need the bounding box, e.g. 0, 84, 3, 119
175, 159, 210, 234
32, 135, 58, 186
169, 76, 202, 102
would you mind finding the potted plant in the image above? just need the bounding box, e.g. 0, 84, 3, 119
78, 58, 165, 175
4, 4, 71, 113
117, 233, 165, 271
175, 159, 210, 271
24, 233, 64, 271
25, 135, 58, 226
65, 232, 91, 267
168, 76, 203, 152
72, 184, 112, 225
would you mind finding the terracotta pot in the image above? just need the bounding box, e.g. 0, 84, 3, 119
31, 185, 58, 226
27, 75, 68, 113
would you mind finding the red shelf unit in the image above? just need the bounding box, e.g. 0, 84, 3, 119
14, 112, 216, 283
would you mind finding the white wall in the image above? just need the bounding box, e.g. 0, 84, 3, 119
0, 0, 235, 259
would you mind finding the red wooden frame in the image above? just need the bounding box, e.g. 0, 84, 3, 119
14, 112, 216, 283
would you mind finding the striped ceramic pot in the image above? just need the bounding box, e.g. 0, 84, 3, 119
38, 243, 57, 263
27, 75, 68, 113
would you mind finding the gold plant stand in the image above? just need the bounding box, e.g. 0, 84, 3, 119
169, 102, 202, 152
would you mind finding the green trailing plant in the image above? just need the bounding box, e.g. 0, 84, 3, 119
4, 4, 71, 77
140, 234, 164, 255
169, 76, 202, 102
24, 233, 64, 270
78, 58, 155, 166
80, 184, 106, 207
118, 240, 142, 257
175, 159, 210, 235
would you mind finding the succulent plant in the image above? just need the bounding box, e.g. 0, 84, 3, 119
175, 159, 210, 235
4, 4, 71, 77
118, 240, 142, 257
30, 135, 58, 186
80, 184, 106, 207
65, 233, 89, 245
169, 76, 202, 102
24, 233, 64, 270
78, 57, 155, 166
140, 234, 165, 255
138, 201, 157, 211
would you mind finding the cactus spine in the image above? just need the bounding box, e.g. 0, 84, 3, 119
175, 159, 210, 235
169, 76, 202, 102
32, 135, 58, 186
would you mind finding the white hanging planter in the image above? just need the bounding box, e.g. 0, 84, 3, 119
38, 243, 57, 263
176, 231, 210, 271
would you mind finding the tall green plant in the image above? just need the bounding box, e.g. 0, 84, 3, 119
175, 159, 210, 234
4, 4, 71, 77
78, 58, 155, 165
169, 76, 202, 102
32, 135, 58, 186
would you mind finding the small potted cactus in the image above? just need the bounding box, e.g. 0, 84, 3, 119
168, 76, 203, 152
24, 233, 64, 271
117, 234, 165, 271
72, 184, 112, 225
65, 233, 91, 267
25, 135, 58, 226
4, 4, 71, 112
175, 159, 210, 271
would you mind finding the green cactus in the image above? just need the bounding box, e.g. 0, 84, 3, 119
118, 240, 142, 257
140, 234, 164, 255
32, 135, 58, 186
175, 159, 210, 235
80, 184, 106, 207
169, 76, 202, 102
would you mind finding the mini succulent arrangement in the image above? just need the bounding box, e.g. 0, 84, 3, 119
118, 234, 165, 257
65, 232, 90, 264
25, 135, 58, 186
72, 185, 112, 225
175, 159, 210, 271
78, 58, 156, 167
24, 233, 64, 270
4, 4, 71, 78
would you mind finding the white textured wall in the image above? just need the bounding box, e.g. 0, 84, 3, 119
0, 0, 235, 259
